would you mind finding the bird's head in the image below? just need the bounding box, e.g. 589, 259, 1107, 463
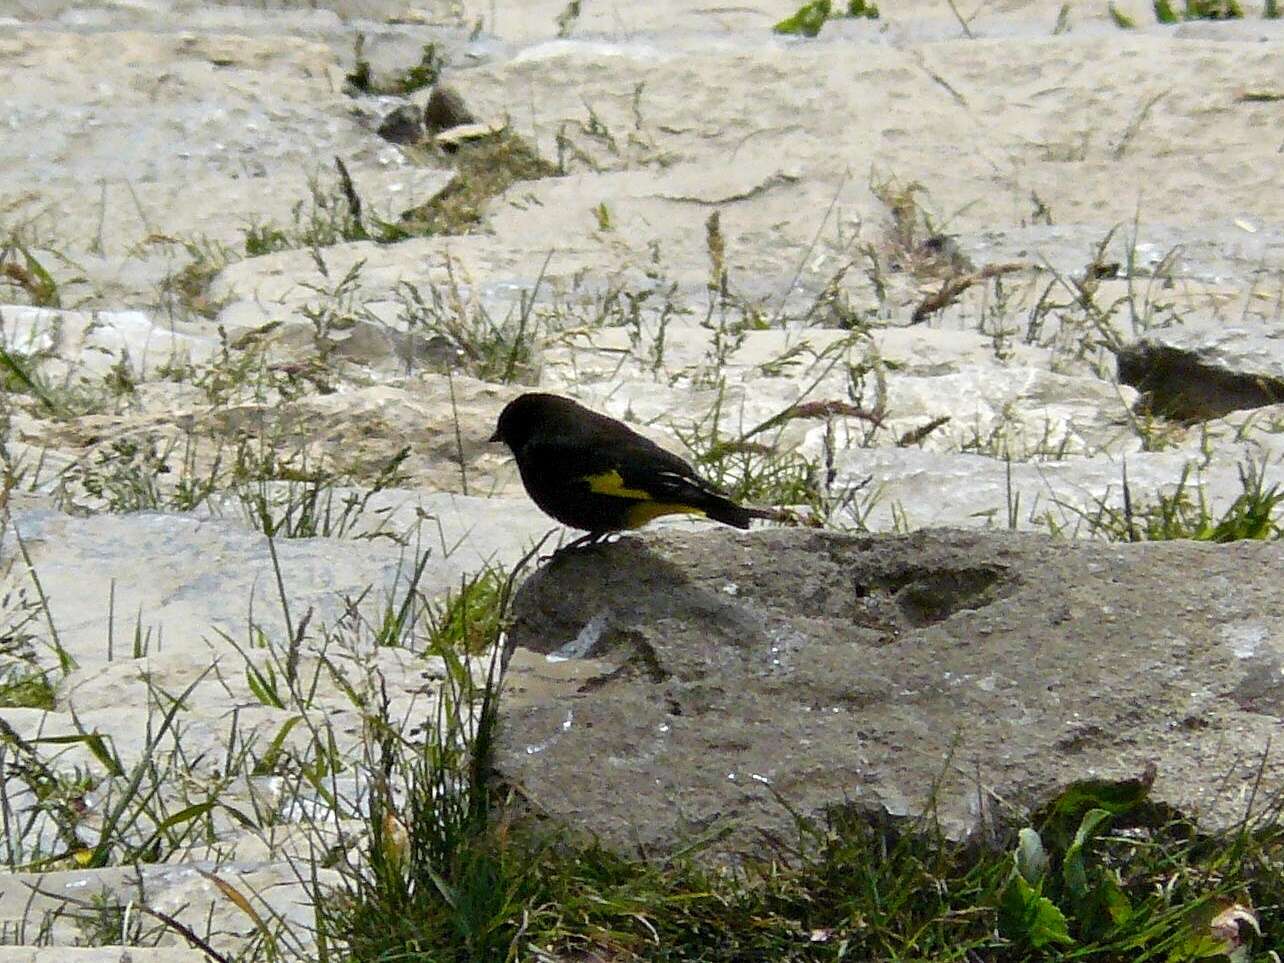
490, 392, 577, 450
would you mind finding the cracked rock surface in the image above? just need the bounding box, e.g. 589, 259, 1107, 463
497, 528, 1284, 859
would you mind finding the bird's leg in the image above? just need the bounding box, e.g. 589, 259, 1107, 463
542, 530, 614, 562
565, 530, 609, 551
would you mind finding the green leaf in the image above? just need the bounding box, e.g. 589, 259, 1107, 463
774, 0, 833, 36
131, 800, 216, 860
85, 671, 210, 868
245, 660, 285, 709
1063, 807, 1113, 901
999, 872, 1074, 948
20, 248, 60, 307
251, 715, 303, 776
0, 348, 59, 413
1015, 827, 1049, 885
1099, 874, 1133, 926
32, 731, 124, 777
1154, 0, 1180, 20
300, 756, 338, 812
426, 864, 458, 909
1039, 768, 1153, 849
221, 803, 258, 829
1168, 932, 1231, 961
1108, 1, 1138, 26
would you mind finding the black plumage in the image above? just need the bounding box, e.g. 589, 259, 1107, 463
490, 393, 764, 543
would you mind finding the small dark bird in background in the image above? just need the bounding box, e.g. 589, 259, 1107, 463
490, 393, 773, 551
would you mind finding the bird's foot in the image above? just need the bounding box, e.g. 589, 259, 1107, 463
541, 530, 616, 563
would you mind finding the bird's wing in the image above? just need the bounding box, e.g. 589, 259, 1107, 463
518, 438, 623, 491
606, 445, 730, 506
523, 437, 723, 505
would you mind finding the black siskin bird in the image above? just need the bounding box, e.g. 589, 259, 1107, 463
490, 392, 771, 549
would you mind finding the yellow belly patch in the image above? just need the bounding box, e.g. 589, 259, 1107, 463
586, 469, 653, 500
625, 501, 707, 528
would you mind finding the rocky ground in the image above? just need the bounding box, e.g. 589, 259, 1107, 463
1, 0, 1282, 958
499, 529, 1284, 859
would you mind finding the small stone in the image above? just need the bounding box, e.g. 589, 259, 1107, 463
378, 103, 425, 144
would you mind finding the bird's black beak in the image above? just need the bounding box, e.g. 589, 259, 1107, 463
488, 429, 502, 443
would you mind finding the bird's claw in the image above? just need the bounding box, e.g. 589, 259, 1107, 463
540, 531, 616, 563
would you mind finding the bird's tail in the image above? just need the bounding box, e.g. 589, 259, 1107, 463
705, 501, 804, 530
704, 499, 752, 529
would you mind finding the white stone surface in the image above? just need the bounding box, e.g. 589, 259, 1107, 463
1, 0, 1281, 957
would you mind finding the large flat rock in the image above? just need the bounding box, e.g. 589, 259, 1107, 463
822, 447, 1280, 532
3, 492, 551, 668
495, 528, 1284, 859
0, 862, 336, 959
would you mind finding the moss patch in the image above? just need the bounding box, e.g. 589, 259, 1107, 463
395, 130, 559, 237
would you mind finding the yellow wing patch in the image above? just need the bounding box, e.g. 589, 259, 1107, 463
585, 470, 706, 529
585, 469, 653, 501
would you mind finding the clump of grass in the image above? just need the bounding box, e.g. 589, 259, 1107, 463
240, 133, 557, 257
239, 165, 371, 258
866, 174, 971, 283
322, 544, 543, 959
994, 769, 1272, 958
237, 445, 412, 541
1182, 0, 1244, 16
554, 0, 583, 35
0, 238, 60, 307
395, 129, 558, 237
327, 657, 1281, 963
148, 234, 237, 320
0, 668, 225, 872
426, 569, 506, 656
774, 0, 880, 36
0, 346, 130, 420
242, 222, 291, 258
674, 390, 821, 510
674, 358, 884, 522
0, 665, 56, 710
1155, 0, 1242, 18
59, 436, 178, 514
191, 326, 326, 407
395, 254, 545, 384
69, 894, 136, 947
774, 0, 835, 35
345, 33, 443, 96
54, 424, 413, 542
1061, 460, 1283, 542
1017, 221, 1187, 383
